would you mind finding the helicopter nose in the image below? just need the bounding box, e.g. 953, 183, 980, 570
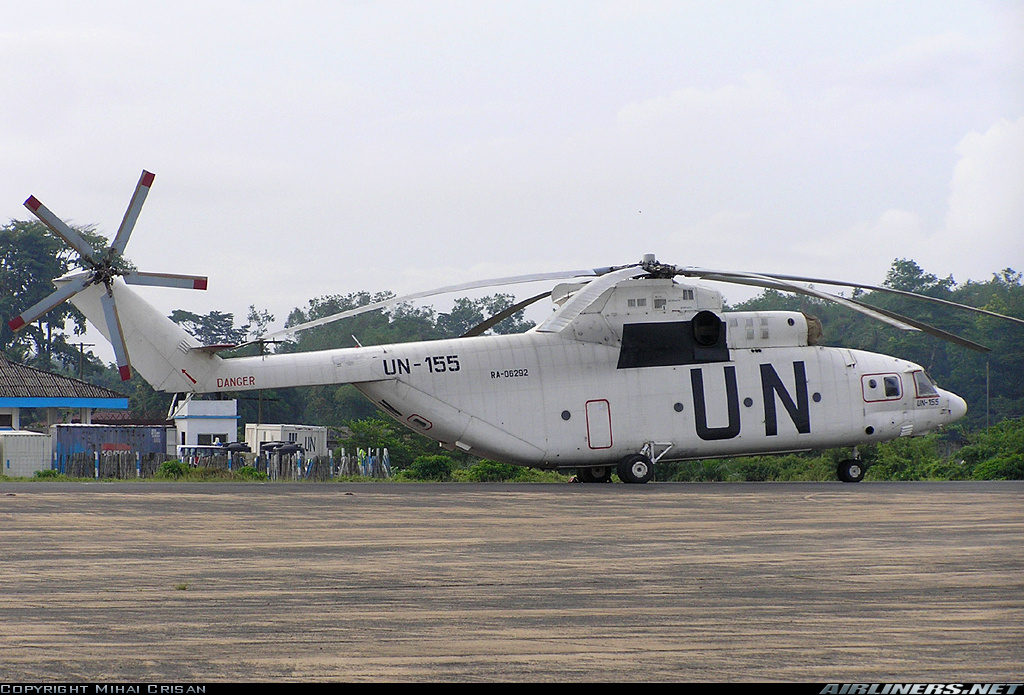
945, 391, 967, 423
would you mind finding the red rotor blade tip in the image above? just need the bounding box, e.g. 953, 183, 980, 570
8, 316, 26, 331
141, 171, 155, 187
118, 365, 132, 381
194, 278, 208, 290
25, 196, 41, 212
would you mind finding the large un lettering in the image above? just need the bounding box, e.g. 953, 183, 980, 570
689, 361, 811, 441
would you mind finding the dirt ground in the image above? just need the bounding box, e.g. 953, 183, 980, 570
0, 481, 1021, 682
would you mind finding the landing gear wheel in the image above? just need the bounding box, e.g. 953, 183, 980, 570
617, 454, 654, 484
577, 466, 612, 483
837, 459, 865, 483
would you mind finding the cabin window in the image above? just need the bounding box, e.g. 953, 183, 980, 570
654, 298, 667, 310
862, 373, 903, 402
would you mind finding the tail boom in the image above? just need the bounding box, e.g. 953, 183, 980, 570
70, 280, 386, 392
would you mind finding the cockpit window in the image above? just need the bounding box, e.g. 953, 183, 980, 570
914, 371, 939, 398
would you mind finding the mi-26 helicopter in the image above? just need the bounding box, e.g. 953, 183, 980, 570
11, 171, 1024, 483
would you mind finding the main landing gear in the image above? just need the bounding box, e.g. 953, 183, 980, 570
617, 453, 655, 484
575, 453, 655, 484
575, 465, 613, 483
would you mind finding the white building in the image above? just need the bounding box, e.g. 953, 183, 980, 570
171, 399, 239, 447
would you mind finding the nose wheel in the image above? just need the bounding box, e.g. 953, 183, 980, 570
837, 459, 866, 483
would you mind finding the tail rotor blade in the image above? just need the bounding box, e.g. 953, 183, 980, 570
24, 196, 99, 263
111, 170, 155, 256
100, 292, 132, 381
123, 271, 208, 290
7, 275, 92, 331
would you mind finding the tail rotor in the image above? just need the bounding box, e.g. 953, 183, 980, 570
9, 170, 208, 380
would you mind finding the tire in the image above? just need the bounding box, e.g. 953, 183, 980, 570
617, 454, 654, 484
838, 459, 865, 483
577, 466, 612, 483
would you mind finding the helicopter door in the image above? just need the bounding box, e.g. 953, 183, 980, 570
585, 399, 613, 449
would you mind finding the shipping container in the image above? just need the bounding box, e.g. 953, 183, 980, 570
0, 431, 50, 477
51, 424, 172, 460
245, 424, 329, 458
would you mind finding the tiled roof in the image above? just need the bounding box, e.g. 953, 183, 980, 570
0, 355, 126, 400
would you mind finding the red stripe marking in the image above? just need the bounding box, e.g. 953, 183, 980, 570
141, 171, 155, 187
194, 278, 208, 290
119, 365, 132, 381
25, 196, 41, 212
8, 316, 26, 331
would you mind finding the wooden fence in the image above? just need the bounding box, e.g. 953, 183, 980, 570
57, 451, 170, 479
51, 448, 394, 480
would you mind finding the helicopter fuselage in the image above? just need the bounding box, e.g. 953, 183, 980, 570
205, 325, 965, 468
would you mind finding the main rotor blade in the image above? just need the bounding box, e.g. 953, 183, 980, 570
845, 297, 991, 352
267, 268, 607, 339
123, 270, 208, 290
8, 274, 92, 331
111, 170, 155, 256
752, 272, 1024, 328
24, 196, 99, 263
461, 292, 551, 338
681, 268, 993, 351
537, 266, 644, 333
680, 268, 924, 331
100, 291, 132, 381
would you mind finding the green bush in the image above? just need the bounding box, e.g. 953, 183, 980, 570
971, 454, 1024, 480
865, 437, 941, 481
188, 466, 233, 481
235, 465, 268, 481
155, 460, 189, 479
33, 468, 62, 479
400, 455, 454, 481
459, 460, 522, 482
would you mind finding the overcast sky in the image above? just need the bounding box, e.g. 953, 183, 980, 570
3, 1, 1022, 355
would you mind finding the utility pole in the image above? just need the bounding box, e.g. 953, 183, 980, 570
77, 342, 95, 379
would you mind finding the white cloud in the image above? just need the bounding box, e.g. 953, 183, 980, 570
928, 116, 1024, 279
817, 117, 1024, 287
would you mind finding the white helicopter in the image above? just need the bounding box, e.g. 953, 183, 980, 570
12, 171, 1024, 483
